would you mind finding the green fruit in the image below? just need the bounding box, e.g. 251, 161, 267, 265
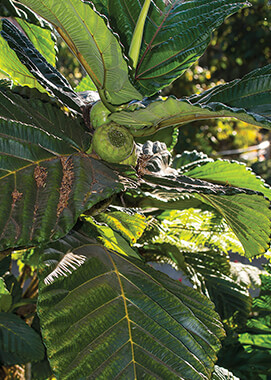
90, 100, 111, 129
92, 123, 134, 163
120, 143, 138, 166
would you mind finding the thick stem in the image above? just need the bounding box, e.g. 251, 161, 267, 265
129, 0, 151, 69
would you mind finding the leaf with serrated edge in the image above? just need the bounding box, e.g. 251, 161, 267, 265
19, 0, 142, 105
93, 0, 249, 96
0, 115, 123, 251
38, 229, 224, 379
111, 64, 271, 136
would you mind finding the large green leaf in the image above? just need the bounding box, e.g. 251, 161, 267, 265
92, 0, 248, 96
1, 19, 83, 111
38, 229, 224, 379
19, 0, 142, 106
0, 84, 89, 151
182, 159, 271, 200
119, 166, 271, 258
0, 91, 124, 250
111, 65, 271, 136
0, 312, 45, 365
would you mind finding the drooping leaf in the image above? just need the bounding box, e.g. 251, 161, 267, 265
0, 312, 45, 365
93, 0, 248, 96
205, 273, 252, 323
198, 193, 271, 258
120, 165, 271, 258
1, 19, 83, 111
0, 109, 124, 250
38, 229, 224, 379
0, 84, 89, 151
111, 64, 271, 136
15, 18, 56, 67
19, 0, 142, 106
0, 19, 46, 92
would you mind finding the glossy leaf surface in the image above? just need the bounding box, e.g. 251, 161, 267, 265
38, 229, 224, 379
93, 0, 248, 96
19, 0, 142, 105
0, 20, 45, 92
0, 87, 124, 250
2, 19, 83, 111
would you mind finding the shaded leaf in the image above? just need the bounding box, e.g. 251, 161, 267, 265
0, 312, 45, 365
205, 274, 252, 323
38, 229, 224, 379
19, 0, 142, 105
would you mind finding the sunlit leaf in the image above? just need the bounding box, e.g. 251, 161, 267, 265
38, 229, 224, 379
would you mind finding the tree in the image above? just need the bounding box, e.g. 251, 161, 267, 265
0, 0, 271, 379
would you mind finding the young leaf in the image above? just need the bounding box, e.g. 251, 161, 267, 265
0, 312, 45, 365
19, 0, 142, 106
38, 229, 224, 379
111, 65, 271, 136
95, 0, 249, 96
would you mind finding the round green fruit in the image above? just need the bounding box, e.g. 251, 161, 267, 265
92, 123, 134, 163
90, 100, 111, 129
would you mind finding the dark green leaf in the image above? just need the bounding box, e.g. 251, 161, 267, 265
205, 274, 251, 323
19, 0, 142, 105
94, 0, 248, 96
0, 85, 89, 151
0, 103, 124, 250
0, 312, 45, 365
1, 19, 83, 111
38, 229, 224, 379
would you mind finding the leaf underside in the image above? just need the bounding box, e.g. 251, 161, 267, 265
38, 229, 224, 380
